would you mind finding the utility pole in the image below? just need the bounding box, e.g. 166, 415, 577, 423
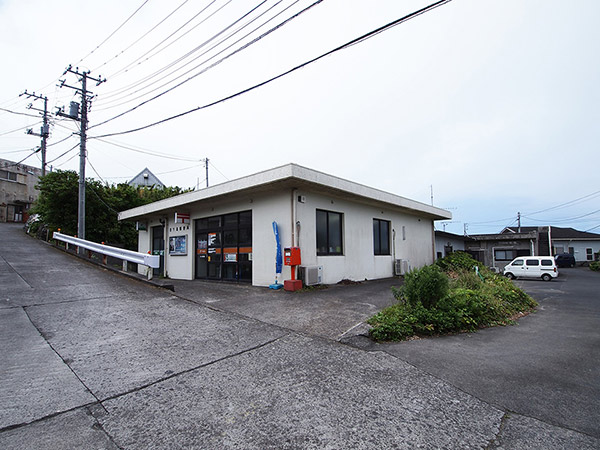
205, 158, 209, 188
517, 212, 521, 233
21, 91, 49, 176
57, 65, 105, 241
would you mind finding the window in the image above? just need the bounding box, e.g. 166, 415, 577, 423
587, 248, 593, 261
526, 259, 539, 266
0, 169, 17, 181
373, 219, 390, 255
495, 249, 517, 261
541, 259, 553, 266
316, 210, 343, 255
512, 259, 524, 266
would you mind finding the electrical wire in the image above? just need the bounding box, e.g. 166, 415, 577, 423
90, 0, 452, 138
94, 0, 273, 110
208, 160, 229, 181
91, 0, 192, 74
0, 122, 43, 137
94, 137, 203, 161
91, 0, 322, 124
523, 190, 600, 216
96, 0, 304, 113
0, 107, 40, 119
0, 147, 38, 155
47, 134, 76, 148
104, 0, 226, 81
76, 0, 152, 65
522, 209, 600, 224
46, 143, 79, 164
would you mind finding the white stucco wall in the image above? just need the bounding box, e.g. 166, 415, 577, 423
133, 187, 438, 286
294, 189, 435, 284
553, 240, 600, 262
435, 235, 466, 259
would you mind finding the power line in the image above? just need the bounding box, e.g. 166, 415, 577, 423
0, 107, 40, 119
524, 189, 600, 216
76, 0, 151, 65
91, 0, 277, 116
0, 122, 42, 137
91, 0, 452, 138
104, 0, 228, 81
94, 0, 284, 110
46, 143, 79, 164
91, 0, 192, 74
95, 137, 203, 161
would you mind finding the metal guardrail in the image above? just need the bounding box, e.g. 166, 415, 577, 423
53, 232, 159, 280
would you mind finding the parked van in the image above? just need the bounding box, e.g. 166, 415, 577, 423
503, 256, 558, 281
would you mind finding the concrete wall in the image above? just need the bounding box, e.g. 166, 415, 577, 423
134, 187, 437, 286
0, 159, 41, 223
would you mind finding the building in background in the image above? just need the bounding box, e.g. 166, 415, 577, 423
464, 226, 600, 270
128, 168, 165, 188
0, 158, 42, 223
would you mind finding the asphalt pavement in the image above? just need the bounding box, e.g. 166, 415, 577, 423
1, 222, 599, 449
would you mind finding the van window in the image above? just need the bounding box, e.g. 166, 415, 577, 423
512, 259, 524, 266
526, 259, 539, 266
541, 259, 553, 266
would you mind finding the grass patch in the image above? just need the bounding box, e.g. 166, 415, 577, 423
368, 252, 537, 341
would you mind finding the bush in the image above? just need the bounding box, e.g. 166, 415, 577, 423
402, 264, 448, 309
368, 254, 537, 341
590, 261, 600, 272
436, 251, 482, 272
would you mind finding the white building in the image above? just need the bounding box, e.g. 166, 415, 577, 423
118, 164, 451, 286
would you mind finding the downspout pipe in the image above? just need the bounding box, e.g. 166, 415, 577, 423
291, 189, 298, 247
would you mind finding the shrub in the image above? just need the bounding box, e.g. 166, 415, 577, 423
590, 261, 600, 272
402, 264, 449, 309
368, 254, 538, 341
436, 251, 481, 272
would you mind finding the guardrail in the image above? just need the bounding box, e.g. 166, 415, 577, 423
53, 232, 160, 280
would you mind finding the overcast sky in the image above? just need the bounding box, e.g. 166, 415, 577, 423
1, 0, 598, 235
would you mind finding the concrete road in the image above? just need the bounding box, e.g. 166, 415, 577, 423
1, 223, 598, 449
348, 267, 600, 445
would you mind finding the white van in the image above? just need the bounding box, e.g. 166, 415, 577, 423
503, 256, 558, 281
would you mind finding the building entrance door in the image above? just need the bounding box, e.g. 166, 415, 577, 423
195, 211, 252, 282
151, 225, 165, 276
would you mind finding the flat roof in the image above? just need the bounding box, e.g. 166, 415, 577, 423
118, 163, 452, 221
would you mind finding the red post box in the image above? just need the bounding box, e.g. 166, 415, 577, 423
284, 247, 301, 266
283, 247, 302, 291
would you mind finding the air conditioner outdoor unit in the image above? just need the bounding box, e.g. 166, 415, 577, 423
298, 265, 323, 286
394, 259, 410, 276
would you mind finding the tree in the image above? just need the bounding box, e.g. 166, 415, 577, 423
32, 170, 188, 250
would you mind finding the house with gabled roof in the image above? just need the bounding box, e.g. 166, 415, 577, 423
128, 167, 165, 188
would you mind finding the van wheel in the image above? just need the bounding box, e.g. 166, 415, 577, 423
505, 273, 515, 280
542, 273, 552, 281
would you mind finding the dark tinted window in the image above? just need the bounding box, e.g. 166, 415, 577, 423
526, 259, 539, 266
373, 219, 390, 255
317, 210, 343, 256
541, 259, 553, 266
